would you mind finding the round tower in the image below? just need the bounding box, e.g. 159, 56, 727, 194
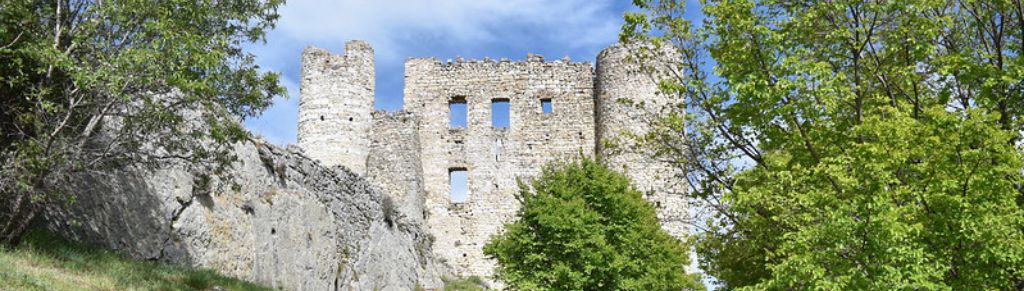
594, 42, 688, 239
297, 40, 375, 175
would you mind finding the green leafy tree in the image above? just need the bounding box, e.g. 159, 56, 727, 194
0, 0, 285, 244
484, 158, 702, 290
623, 0, 1024, 289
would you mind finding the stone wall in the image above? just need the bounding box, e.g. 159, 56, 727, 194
298, 41, 375, 175
402, 54, 596, 277
368, 111, 426, 224
595, 42, 689, 239
43, 139, 444, 291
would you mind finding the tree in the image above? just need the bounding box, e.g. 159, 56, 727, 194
623, 0, 1024, 289
0, 0, 285, 245
483, 158, 702, 290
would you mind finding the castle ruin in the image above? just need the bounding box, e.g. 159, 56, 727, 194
297, 40, 687, 279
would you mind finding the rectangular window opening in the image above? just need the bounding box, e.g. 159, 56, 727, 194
449, 96, 467, 129
540, 98, 553, 114
491, 98, 510, 128
449, 168, 469, 203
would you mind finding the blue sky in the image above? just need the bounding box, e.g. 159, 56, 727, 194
242, 0, 648, 145
450, 169, 468, 203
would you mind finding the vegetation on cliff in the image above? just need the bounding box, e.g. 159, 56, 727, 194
438, 276, 488, 291
624, 0, 1024, 289
484, 158, 702, 290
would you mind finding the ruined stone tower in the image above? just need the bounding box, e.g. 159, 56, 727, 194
298, 40, 687, 280
595, 43, 688, 239
298, 41, 375, 175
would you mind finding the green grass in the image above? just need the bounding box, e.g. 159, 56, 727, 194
0, 227, 271, 291
441, 276, 488, 291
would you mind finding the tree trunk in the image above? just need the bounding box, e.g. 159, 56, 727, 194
1, 188, 41, 246
1, 204, 36, 246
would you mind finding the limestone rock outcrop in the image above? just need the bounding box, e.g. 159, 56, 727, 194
41, 139, 444, 290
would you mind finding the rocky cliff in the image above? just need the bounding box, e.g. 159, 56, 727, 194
41, 139, 444, 290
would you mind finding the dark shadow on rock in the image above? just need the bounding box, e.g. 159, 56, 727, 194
40, 166, 196, 265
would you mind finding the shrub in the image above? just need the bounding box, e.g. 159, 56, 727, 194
442, 276, 487, 291
381, 195, 396, 228
483, 157, 701, 290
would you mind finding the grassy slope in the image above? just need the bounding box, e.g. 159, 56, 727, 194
0, 227, 271, 291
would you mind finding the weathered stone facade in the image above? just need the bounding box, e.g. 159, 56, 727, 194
299, 40, 688, 280
367, 111, 427, 225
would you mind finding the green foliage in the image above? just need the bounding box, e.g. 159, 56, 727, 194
0, 227, 271, 290
624, 0, 1024, 289
484, 158, 701, 290
0, 0, 285, 244
441, 276, 488, 291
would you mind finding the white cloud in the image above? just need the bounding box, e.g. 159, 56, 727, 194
274, 0, 621, 61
